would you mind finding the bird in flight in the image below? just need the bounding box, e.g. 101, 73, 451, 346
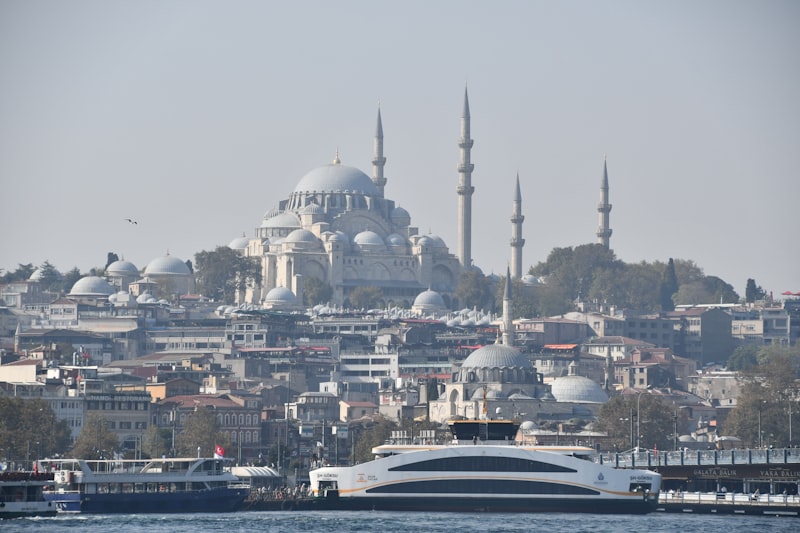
125, 218, 138, 225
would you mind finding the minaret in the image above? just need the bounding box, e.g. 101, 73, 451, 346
457, 86, 474, 268
372, 104, 387, 196
510, 174, 525, 279
502, 266, 514, 346
596, 155, 612, 248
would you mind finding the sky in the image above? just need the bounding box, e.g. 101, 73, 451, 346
1, 0, 798, 298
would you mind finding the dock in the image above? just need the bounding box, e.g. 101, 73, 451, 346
656, 491, 800, 516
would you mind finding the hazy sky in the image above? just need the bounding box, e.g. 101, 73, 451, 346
1, 1, 798, 298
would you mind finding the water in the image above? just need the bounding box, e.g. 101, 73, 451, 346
4, 511, 796, 533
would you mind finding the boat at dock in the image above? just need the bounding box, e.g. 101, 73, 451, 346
0, 471, 57, 519
309, 419, 661, 513
42, 457, 248, 514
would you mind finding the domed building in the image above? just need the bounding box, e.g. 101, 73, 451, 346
142, 254, 194, 295
105, 259, 140, 291
237, 108, 464, 309
550, 361, 608, 404
411, 288, 447, 316
428, 343, 551, 423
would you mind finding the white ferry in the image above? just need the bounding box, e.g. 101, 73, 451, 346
309, 420, 661, 513
42, 457, 248, 514
0, 471, 57, 519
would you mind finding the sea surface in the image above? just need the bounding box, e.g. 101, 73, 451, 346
3, 510, 796, 533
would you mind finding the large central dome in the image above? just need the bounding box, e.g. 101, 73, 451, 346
293, 163, 378, 195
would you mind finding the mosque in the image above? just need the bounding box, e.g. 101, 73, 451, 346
231, 88, 613, 309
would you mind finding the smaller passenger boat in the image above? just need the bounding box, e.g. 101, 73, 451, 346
0, 470, 57, 519
42, 457, 248, 514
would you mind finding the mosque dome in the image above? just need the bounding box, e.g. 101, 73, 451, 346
427, 235, 448, 249
29, 267, 62, 281
69, 276, 115, 297
385, 233, 408, 247
284, 228, 322, 247
106, 260, 139, 276
144, 255, 191, 276
261, 212, 301, 229
264, 206, 281, 219
265, 287, 297, 304
137, 291, 157, 304
550, 362, 608, 403
413, 289, 445, 309
300, 202, 324, 215
293, 163, 379, 196
228, 235, 250, 250
522, 274, 539, 286
461, 344, 532, 369
353, 230, 386, 252
390, 206, 411, 226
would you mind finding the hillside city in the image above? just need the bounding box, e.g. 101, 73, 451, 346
1, 250, 798, 476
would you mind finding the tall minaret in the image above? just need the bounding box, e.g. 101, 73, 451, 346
372, 104, 387, 197
457, 86, 474, 268
510, 174, 525, 279
502, 266, 514, 346
596, 155, 613, 248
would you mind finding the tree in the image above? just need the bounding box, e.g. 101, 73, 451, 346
0, 398, 71, 464
659, 258, 678, 312
303, 276, 333, 306
194, 246, 261, 304
454, 268, 494, 311
71, 413, 120, 459
352, 416, 397, 463
105, 252, 119, 269
141, 425, 170, 459
596, 394, 678, 452
727, 345, 759, 371
0, 263, 35, 284
348, 286, 383, 310
175, 407, 230, 458
745, 278, 766, 303
722, 348, 799, 447
36, 260, 62, 292
61, 267, 83, 294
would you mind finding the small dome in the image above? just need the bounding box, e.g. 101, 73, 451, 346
427, 234, 447, 248
550, 375, 608, 403
293, 163, 378, 196
522, 274, 539, 285
228, 235, 250, 250
413, 289, 445, 309
520, 420, 538, 431
417, 236, 433, 247
284, 228, 321, 244
137, 291, 157, 304
29, 267, 61, 281
106, 260, 139, 275
261, 211, 301, 229
390, 206, 411, 226
265, 287, 296, 304
353, 230, 386, 251
461, 344, 532, 369
69, 276, 115, 296
385, 233, 408, 246
144, 255, 191, 276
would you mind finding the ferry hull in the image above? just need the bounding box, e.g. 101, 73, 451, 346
46, 487, 248, 514
318, 492, 657, 514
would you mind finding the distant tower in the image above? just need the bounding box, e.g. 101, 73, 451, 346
510, 174, 525, 279
596, 155, 613, 248
502, 266, 514, 347
372, 104, 387, 197
457, 86, 475, 268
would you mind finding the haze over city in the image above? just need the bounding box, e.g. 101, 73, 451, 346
1, 1, 797, 298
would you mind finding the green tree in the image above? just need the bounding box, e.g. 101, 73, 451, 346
727, 345, 759, 371
36, 260, 62, 292
303, 276, 333, 306
194, 246, 262, 304
105, 252, 119, 269
454, 268, 494, 311
175, 407, 230, 458
596, 394, 678, 452
745, 278, 766, 303
659, 258, 678, 312
348, 285, 383, 310
352, 416, 397, 463
0, 263, 35, 284
71, 413, 120, 459
61, 267, 83, 294
722, 349, 799, 447
141, 425, 170, 459
0, 398, 71, 464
